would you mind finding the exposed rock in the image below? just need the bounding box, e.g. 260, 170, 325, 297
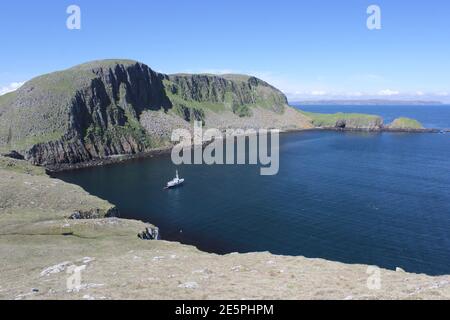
70, 207, 118, 220
2, 150, 24, 160
178, 282, 199, 289
138, 226, 160, 240
40, 261, 72, 277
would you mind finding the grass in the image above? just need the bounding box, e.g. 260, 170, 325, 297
0, 91, 17, 107
163, 77, 287, 116
388, 117, 424, 129
8, 131, 64, 151
299, 110, 381, 127
0, 157, 47, 176
163, 79, 227, 113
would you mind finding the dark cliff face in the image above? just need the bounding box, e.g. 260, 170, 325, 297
0, 60, 172, 166
0, 60, 295, 167
166, 74, 288, 116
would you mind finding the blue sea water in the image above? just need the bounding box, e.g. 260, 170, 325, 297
55, 106, 450, 275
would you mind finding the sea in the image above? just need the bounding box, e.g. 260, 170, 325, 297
55, 105, 450, 275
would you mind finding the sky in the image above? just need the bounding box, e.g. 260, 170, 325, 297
0, 0, 449, 102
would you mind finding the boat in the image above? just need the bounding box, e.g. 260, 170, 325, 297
165, 170, 185, 189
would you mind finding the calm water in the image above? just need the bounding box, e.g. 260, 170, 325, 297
56, 129, 450, 275
294, 104, 450, 129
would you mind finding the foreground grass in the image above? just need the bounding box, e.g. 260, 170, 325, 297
0, 157, 46, 176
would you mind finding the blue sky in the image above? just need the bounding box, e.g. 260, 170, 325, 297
0, 0, 449, 101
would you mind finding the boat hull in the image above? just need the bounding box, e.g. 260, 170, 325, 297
165, 179, 185, 189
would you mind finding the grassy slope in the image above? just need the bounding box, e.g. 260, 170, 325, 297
0, 157, 47, 176
298, 110, 381, 127
164, 74, 288, 117
163, 79, 227, 114
388, 117, 424, 129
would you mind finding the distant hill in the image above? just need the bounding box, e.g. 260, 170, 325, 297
292, 100, 444, 106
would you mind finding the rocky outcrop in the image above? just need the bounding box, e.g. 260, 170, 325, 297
1, 150, 24, 160
138, 226, 160, 240
26, 131, 147, 166
69, 207, 119, 220
334, 117, 383, 130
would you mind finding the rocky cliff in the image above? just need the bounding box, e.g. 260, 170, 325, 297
0, 60, 310, 167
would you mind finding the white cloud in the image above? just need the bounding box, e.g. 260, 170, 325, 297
310, 90, 327, 96
415, 91, 425, 96
378, 89, 400, 96
0, 82, 24, 96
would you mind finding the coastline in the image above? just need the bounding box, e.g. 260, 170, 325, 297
43, 126, 442, 173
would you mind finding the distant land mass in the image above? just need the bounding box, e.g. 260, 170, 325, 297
293, 100, 445, 106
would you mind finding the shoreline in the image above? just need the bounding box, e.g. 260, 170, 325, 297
44, 126, 442, 173
2, 148, 450, 299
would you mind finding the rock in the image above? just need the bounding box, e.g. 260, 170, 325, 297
79, 257, 95, 264
69, 207, 117, 220
2, 150, 24, 160
138, 226, 159, 240
40, 261, 72, 277
396, 267, 405, 273
178, 282, 199, 289
336, 119, 347, 129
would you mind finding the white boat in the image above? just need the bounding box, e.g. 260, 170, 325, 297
165, 170, 185, 189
